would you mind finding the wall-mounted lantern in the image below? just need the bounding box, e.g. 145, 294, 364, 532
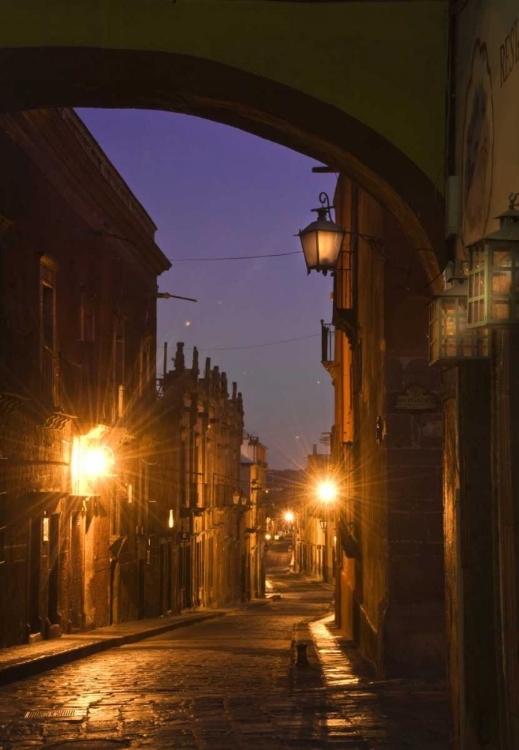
467, 193, 519, 328
168, 509, 175, 529
297, 192, 345, 275
429, 272, 490, 365
319, 518, 328, 531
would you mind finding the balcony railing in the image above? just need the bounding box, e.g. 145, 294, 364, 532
320, 322, 338, 377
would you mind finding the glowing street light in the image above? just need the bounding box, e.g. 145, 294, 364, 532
80, 447, 114, 478
284, 510, 295, 524
316, 480, 338, 504
71, 435, 115, 495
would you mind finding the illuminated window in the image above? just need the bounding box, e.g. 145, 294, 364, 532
113, 315, 125, 419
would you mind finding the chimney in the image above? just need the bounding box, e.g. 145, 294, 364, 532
174, 342, 185, 372
192, 346, 199, 379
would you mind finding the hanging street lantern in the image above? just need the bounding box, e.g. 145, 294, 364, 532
429, 279, 490, 365
467, 193, 519, 328
297, 192, 345, 275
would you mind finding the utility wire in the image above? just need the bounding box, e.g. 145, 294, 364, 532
168, 250, 302, 262
185, 333, 320, 351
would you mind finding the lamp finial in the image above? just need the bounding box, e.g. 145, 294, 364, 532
509, 192, 519, 210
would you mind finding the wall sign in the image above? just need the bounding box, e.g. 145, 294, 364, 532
395, 385, 438, 412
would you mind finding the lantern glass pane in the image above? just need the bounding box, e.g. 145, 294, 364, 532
491, 299, 511, 320
492, 250, 512, 295
493, 249, 512, 268
301, 231, 318, 270
317, 228, 343, 267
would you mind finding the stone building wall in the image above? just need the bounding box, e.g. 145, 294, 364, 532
332, 176, 445, 677
0, 108, 169, 646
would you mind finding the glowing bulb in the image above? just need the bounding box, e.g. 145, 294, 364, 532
316, 481, 338, 504
81, 447, 114, 478
168, 509, 174, 529
284, 511, 294, 523
265, 533, 271, 541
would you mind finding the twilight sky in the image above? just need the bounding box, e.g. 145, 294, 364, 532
76, 108, 336, 469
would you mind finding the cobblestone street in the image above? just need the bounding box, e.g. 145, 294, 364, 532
0, 547, 449, 749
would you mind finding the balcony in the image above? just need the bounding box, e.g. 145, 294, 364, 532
320, 321, 338, 379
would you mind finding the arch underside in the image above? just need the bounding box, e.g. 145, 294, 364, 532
0, 47, 445, 278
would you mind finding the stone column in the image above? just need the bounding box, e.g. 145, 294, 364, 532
492, 328, 519, 748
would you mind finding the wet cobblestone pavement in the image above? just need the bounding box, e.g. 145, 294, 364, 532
0, 554, 449, 749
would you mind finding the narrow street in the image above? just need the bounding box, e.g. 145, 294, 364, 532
0, 542, 449, 750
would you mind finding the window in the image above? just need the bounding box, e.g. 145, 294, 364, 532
42, 284, 55, 350
80, 291, 95, 342
113, 315, 125, 419
40, 258, 58, 403
139, 337, 152, 397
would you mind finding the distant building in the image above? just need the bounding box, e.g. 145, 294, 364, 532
157, 343, 245, 608
297, 445, 336, 582
240, 434, 268, 599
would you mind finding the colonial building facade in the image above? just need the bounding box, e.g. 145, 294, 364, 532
157, 343, 245, 610
0, 110, 255, 649
240, 434, 269, 600
0, 108, 171, 645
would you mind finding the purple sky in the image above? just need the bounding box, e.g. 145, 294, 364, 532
76, 109, 336, 469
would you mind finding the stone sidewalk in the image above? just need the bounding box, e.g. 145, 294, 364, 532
272, 572, 450, 749
0, 609, 232, 686
296, 614, 450, 749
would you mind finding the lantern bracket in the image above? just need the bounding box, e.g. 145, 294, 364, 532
311, 192, 335, 222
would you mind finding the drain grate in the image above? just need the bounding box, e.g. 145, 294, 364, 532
25, 709, 85, 720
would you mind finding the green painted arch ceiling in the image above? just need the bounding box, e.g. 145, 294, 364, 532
2, 0, 447, 188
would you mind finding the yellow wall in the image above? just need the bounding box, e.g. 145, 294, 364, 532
1, 1, 447, 188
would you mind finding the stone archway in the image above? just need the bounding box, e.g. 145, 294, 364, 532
0, 1, 447, 279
